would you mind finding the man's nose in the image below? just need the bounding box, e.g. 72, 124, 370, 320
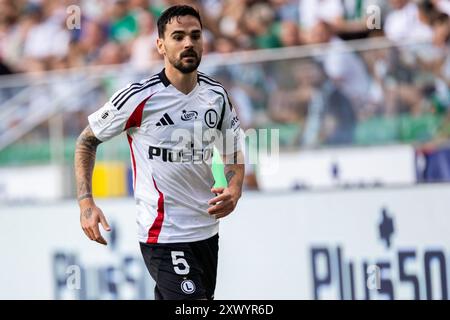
183, 36, 194, 48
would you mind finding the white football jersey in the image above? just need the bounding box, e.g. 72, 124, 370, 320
88, 69, 241, 243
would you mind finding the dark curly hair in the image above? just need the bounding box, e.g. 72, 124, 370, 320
157, 5, 202, 38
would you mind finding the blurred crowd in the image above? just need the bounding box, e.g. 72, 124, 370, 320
0, 0, 449, 150
0, 0, 448, 74
0, 0, 449, 190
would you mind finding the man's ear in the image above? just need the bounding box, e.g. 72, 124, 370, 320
156, 37, 165, 56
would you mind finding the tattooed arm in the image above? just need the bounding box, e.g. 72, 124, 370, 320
207, 151, 245, 219
74, 125, 110, 245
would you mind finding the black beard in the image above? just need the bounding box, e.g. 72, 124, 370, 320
173, 56, 201, 74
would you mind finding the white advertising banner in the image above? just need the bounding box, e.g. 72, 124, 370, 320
218, 185, 450, 300
257, 144, 417, 191
1, 184, 449, 299
0, 199, 155, 300
0, 165, 65, 201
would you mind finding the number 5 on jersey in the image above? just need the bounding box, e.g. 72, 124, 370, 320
171, 251, 190, 275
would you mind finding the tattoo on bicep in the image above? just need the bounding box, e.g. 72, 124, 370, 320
82, 207, 93, 219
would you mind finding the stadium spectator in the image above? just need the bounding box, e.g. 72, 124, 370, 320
129, 9, 160, 71
269, 60, 356, 146
270, 0, 300, 23
279, 20, 303, 47
433, 0, 450, 16
108, 0, 138, 44
338, 0, 390, 38
216, 0, 251, 48
96, 42, 127, 65
75, 20, 107, 66
213, 36, 238, 54
268, 60, 313, 125
243, 3, 282, 49
22, 2, 71, 71
299, 0, 345, 32
0, 2, 32, 72
384, 0, 434, 42
360, 43, 392, 116
307, 21, 370, 114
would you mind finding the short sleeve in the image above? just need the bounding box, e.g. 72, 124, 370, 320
218, 92, 243, 156
88, 101, 130, 142
88, 80, 157, 141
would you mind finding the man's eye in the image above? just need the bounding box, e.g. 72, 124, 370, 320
191, 35, 200, 40
173, 36, 183, 41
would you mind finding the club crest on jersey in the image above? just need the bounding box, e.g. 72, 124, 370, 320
181, 279, 196, 294
205, 109, 218, 128
181, 110, 198, 121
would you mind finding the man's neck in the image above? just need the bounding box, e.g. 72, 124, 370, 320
164, 64, 198, 95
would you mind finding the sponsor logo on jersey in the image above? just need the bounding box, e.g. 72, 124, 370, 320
148, 145, 213, 163
231, 115, 240, 131
156, 113, 175, 127
181, 110, 198, 121
97, 109, 115, 127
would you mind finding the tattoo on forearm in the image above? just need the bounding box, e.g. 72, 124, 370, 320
77, 193, 93, 201
225, 170, 236, 184
75, 126, 101, 201
223, 156, 245, 194
82, 207, 93, 219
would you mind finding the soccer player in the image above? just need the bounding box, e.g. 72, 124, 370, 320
74, 5, 244, 300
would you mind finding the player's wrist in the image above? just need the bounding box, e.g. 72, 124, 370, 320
227, 185, 242, 200
77, 192, 93, 201
78, 194, 95, 207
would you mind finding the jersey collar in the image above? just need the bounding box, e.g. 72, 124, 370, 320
158, 68, 171, 87
158, 68, 201, 97
158, 68, 201, 88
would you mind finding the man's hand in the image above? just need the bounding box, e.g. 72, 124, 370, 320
80, 202, 111, 245
75, 125, 108, 245
207, 187, 241, 219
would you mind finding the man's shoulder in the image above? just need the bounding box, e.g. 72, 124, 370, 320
110, 73, 166, 110
121, 72, 164, 92
197, 71, 227, 93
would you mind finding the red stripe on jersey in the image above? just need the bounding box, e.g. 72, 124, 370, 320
127, 134, 137, 190
147, 177, 165, 243
124, 94, 153, 130
125, 94, 154, 191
